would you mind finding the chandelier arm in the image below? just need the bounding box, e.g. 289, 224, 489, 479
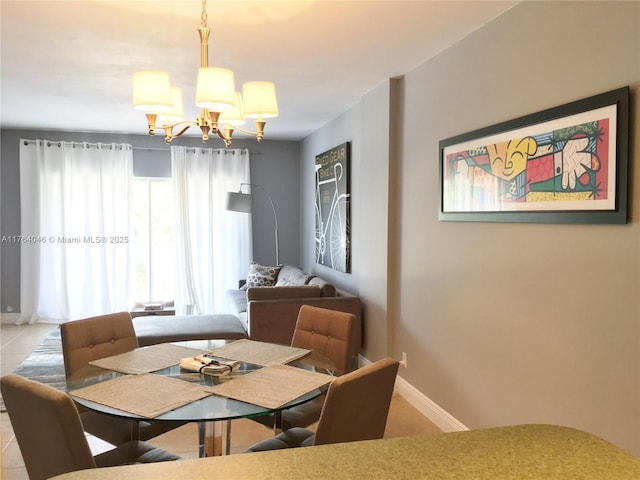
232, 120, 267, 141
160, 120, 197, 133
158, 121, 197, 144
173, 124, 195, 137
231, 127, 258, 136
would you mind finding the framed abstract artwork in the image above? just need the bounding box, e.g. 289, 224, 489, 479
315, 142, 351, 272
439, 87, 629, 224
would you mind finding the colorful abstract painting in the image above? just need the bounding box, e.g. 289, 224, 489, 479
439, 88, 628, 224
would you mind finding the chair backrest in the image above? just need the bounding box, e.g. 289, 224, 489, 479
313, 357, 399, 446
60, 311, 139, 378
292, 305, 356, 376
1, 374, 96, 480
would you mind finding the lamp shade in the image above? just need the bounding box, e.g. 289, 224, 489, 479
226, 191, 252, 213
157, 87, 185, 124
219, 92, 245, 126
133, 71, 173, 112
242, 81, 279, 118
196, 67, 235, 111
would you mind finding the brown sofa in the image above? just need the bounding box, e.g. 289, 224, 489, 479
227, 264, 361, 362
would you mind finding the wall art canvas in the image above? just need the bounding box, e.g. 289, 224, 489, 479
439, 87, 629, 224
315, 142, 350, 272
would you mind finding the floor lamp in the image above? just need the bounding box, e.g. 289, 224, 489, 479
227, 183, 280, 265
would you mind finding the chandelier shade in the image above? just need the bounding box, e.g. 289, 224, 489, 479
195, 67, 236, 111
219, 92, 246, 126
157, 87, 185, 124
132, 0, 278, 146
133, 71, 172, 112
242, 82, 279, 118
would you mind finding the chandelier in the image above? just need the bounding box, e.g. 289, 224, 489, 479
132, 0, 278, 146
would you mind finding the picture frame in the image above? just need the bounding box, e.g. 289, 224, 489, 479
315, 142, 351, 272
439, 86, 629, 224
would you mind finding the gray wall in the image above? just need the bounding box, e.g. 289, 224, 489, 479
300, 80, 397, 358
301, 1, 640, 455
0, 128, 300, 313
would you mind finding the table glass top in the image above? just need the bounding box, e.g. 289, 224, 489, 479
66, 339, 328, 422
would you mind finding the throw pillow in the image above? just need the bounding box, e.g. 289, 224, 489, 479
245, 262, 281, 288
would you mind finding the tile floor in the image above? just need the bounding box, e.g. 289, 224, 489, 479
1, 322, 441, 479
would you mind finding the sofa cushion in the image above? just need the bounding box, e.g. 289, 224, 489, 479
246, 262, 281, 287
227, 289, 248, 314
237, 311, 248, 332
308, 277, 337, 297
276, 265, 314, 286
247, 285, 322, 301
132, 314, 247, 347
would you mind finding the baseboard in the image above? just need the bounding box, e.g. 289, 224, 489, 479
1, 313, 20, 324
359, 355, 468, 433
0, 313, 60, 324
394, 374, 468, 433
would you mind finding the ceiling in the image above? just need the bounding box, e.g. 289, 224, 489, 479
0, 0, 518, 142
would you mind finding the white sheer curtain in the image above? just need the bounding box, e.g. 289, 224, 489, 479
19, 139, 133, 323
172, 147, 252, 315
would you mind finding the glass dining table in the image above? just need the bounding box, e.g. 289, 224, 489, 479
65, 339, 333, 457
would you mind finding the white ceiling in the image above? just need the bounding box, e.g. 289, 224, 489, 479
1, 0, 518, 141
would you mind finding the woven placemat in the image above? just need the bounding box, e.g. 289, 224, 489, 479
70, 373, 211, 418
209, 364, 333, 409
89, 343, 205, 374
206, 339, 310, 366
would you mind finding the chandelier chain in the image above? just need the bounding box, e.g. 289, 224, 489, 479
201, 0, 207, 27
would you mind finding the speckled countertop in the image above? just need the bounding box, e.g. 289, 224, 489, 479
52, 424, 640, 479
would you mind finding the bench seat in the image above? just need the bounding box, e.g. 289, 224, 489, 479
132, 314, 248, 347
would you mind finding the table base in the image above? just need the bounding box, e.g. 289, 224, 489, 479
197, 410, 283, 457
199, 420, 232, 457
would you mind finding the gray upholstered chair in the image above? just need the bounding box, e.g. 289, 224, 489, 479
1, 374, 180, 480
244, 357, 399, 452
254, 304, 357, 431
60, 312, 186, 445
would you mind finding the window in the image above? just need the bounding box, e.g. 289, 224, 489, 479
131, 178, 175, 304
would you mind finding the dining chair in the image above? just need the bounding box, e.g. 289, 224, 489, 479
292, 305, 357, 376
253, 305, 357, 432
1, 374, 180, 480
60, 312, 139, 379
60, 312, 186, 445
243, 357, 399, 452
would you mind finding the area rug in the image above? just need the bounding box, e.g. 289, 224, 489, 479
1, 328, 66, 411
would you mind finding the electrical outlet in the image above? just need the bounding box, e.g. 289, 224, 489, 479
400, 352, 408, 368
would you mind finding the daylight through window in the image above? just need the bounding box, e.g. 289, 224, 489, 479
131, 178, 175, 305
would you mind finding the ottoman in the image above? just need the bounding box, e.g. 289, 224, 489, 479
132, 314, 248, 347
